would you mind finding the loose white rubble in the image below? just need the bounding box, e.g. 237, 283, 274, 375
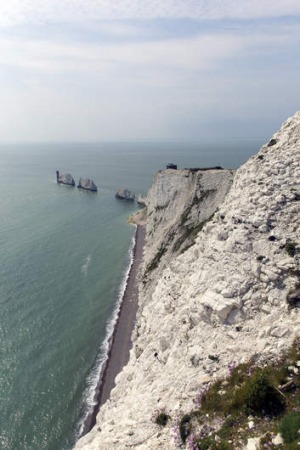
75, 112, 300, 449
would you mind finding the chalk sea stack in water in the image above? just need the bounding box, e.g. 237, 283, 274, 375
115, 188, 135, 201
56, 171, 75, 186
77, 177, 97, 192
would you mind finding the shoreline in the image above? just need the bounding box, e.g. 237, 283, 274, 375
80, 224, 146, 436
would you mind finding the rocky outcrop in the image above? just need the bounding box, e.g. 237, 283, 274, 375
115, 188, 135, 201
77, 177, 97, 192
56, 171, 75, 186
144, 168, 234, 278
75, 112, 300, 449
137, 194, 148, 207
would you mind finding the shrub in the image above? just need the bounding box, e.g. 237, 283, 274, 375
244, 370, 285, 417
279, 412, 300, 443
218, 416, 240, 440
285, 241, 297, 257
155, 411, 170, 427
179, 414, 192, 443
200, 380, 224, 413
146, 245, 166, 272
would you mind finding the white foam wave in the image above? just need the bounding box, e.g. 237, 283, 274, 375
81, 255, 91, 275
76, 226, 137, 438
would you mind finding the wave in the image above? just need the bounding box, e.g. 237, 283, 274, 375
81, 255, 91, 275
76, 226, 137, 438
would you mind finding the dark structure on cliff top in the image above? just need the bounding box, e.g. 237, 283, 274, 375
166, 163, 177, 169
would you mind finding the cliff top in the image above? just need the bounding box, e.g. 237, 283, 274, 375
75, 112, 300, 450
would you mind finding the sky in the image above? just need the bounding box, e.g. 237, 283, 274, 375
0, 1, 299, 142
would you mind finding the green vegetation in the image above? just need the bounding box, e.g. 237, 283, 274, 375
193, 436, 231, 450
161, 339, 300, 449
285, 241, 297, 257
173, 213, 215, 254
244, 369, 285, 417
155, 411, 170, 427
179, 414, 192, 443
280, 412, 300, 444
145, 245, 167, 273
179, 190, 216, 228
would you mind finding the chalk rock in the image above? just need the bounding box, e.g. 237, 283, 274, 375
144, 168, 234, 273
243, 437, 260, 450
115, 188, 135, 201
137, 194, 147, 206
56, 171, 75, 186
74, 112, 300, 450
77, 177, 97, 192
272, 433, 284, 445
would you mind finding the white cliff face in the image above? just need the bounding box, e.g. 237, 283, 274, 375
144, 168, 234, 276
75, 112, 300, 450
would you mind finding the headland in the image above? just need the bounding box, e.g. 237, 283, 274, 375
75, 112, 300, 449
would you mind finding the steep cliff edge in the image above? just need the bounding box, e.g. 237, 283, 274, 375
75, 113, 300, 449
144, 168, 234, 279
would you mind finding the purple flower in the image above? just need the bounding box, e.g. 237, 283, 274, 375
195, 383, 211, 408
228, 361, 237, 376
172, 420, 182, 447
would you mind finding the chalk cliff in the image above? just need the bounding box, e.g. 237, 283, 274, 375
143, 167, 234, 280
75, 112, 300, 449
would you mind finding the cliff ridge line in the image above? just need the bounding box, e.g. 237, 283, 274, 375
75, 112, 300, 449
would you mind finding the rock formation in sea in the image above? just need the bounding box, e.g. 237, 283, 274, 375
75, 112, 300, 449
56, 171, 75, 186
137, 194, 148, 207
115, 188, 135, 201
77, 177, 97, 192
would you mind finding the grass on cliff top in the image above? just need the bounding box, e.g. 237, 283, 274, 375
153, 339, 300, 449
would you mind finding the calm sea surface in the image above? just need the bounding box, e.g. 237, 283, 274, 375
0, 140, 263, 450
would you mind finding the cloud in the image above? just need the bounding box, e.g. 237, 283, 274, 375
0, 0, 300, 27
0, 22, 292, 82
0, 33, 240, 83
0, 2, 299, 142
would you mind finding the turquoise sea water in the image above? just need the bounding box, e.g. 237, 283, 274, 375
0, 140, 263, 450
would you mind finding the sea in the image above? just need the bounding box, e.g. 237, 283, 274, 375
0, 140, 263, 450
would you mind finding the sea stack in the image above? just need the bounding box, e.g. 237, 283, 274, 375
56, 171, 75, 186
115, 188, 135, 201
77, 177, 97, 192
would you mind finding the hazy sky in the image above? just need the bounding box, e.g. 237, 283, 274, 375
0, 1, 299, 142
